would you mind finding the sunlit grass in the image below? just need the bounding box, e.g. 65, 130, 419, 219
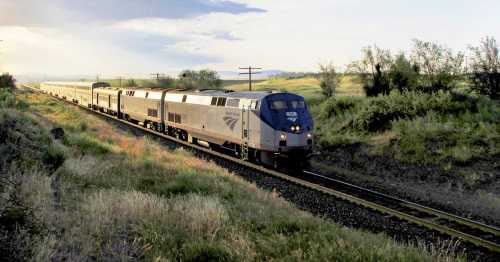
225, 75, 364, 103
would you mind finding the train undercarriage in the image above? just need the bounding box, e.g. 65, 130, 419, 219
105, 111, 310, 169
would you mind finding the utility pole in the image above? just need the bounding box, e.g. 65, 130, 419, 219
0, 40, 3, 73
465, 55, 468, 75
239, 66, 262, 91
150, 73, 164, 84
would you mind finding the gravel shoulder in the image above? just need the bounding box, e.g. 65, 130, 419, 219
312, 144, 500, 228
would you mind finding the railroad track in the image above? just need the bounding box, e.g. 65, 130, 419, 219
22, 85, 500, 254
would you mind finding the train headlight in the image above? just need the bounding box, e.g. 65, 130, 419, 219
307, 133, 312, 139
291, 125, 301, 132
280, 133, 287, 141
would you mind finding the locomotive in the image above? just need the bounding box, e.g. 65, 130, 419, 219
40, 81, 314, 166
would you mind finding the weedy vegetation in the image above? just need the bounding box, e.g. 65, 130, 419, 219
0, 81, 465, 261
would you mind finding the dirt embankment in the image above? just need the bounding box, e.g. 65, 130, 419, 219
313, 143, 500, 226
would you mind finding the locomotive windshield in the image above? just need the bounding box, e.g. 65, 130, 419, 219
270, 100, 288, 110
269, 100, 306, 110
290, 101, 305, 109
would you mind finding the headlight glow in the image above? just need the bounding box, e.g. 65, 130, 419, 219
280, 133, 287, 141
307, 133, 312, 139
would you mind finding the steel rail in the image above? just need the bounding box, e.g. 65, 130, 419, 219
22, 85, 500, 253
303, 171, 500, 253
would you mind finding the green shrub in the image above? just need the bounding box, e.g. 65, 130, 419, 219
351, 91, 478, 132
392, 108, 500, 164
43, 143, 66, 171
364, 64, 391, 97
319, 97, 361, 119
469, 37, 500, 100
16, 100, 30, 110
0, 89, 16, 108
0, 109, 51, 170
63, 133, 110, 156
389, 54, 420, 93
178, 69, 222, 90
319, 63, 340, 97
0, 73, 16, 89
411, 39, 464, 93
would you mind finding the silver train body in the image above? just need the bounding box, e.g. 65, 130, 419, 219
40, 82, 314, 164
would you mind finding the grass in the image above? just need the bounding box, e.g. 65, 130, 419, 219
315, 90, 500, 166
1, 87, 466, 261
225, 75, 364, 103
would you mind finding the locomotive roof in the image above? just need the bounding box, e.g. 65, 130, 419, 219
42, 82, 110, 88
167, 90, 276, 100
93, 87, 121, 94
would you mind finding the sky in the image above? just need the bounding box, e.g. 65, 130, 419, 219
0, 0, 499, 78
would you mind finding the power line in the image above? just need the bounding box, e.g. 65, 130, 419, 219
239, 66, 262, 91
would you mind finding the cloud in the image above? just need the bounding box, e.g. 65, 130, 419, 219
69, 0, 265, 20
0, 0, 66, 26
2, 0, 499, 76
0, 0, 264, 75
211, 31, 242, 41
0, 0, 265, 26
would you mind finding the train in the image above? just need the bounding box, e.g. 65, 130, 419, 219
40, 81, 314, 166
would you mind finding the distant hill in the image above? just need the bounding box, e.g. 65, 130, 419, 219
14, 70, 311, 83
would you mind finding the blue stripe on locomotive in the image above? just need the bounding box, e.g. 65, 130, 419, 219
259, 93, 313, 133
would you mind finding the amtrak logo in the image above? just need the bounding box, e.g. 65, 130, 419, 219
286, 112, 298, 122
223, 116, 239, 131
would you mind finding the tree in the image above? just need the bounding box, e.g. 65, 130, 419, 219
127, 79, 138, 87
388, 54, 420, 93
157, 77, 176, 89
411, 39, 464, 93
318, 63, 339, 97
348, 45, 392, 96
178, 69, 222, 90
469, 37, 500, 99
0, 73, 16, 89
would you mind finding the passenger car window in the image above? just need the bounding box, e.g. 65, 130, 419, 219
270, 100, 288, 110
211, 97, 217, 105
217, 97, 227, 107
182, 95, 187, 103
226, 99, 240, 108
290, 101, 305, 109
